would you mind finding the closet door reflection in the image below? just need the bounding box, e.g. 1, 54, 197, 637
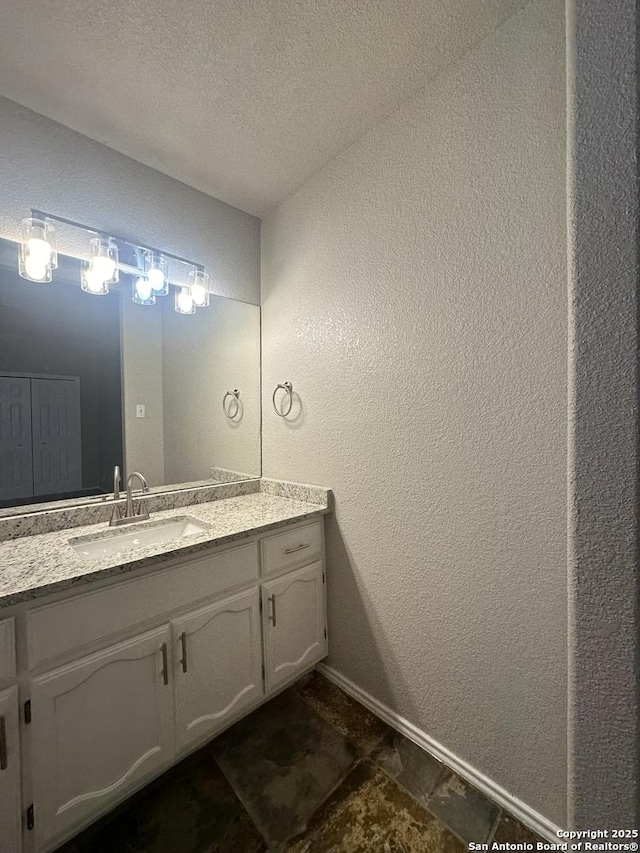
31, 377, 82, 497
0, 374, 82, 503
0, 376, 33, 503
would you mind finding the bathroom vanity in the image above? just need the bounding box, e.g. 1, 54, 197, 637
0, 487, 329, 853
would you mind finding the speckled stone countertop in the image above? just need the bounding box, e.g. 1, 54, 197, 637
0, 491, 329, 608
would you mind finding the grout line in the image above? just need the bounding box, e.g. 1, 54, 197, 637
294, 674, 386, 759
488, 808, 504, 844
286, 755, 367, 847
370, 749, 485, 849
211, 751, 272, 848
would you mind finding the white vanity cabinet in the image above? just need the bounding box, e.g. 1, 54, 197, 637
30, 625, 175, 848
6, 515, 326, 853
0, 685, 22, 853
262, 561, 327, 692
173, 588, 263, 750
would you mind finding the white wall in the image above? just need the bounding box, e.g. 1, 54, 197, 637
0, 97, 260, 305
262, 0, 567, 826
567, 0, 640, 828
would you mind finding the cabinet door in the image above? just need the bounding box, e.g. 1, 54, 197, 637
0, 686, 21, 853
31, 625, 174, 848
174, 589, 262, 751
262, 562, 327, 692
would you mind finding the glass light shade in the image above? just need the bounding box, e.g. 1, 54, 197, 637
18, 217, 57, 282
132, 276, 156, 305
188, 267, 210, 307
144, 251, 168, 295
87, 236, 119, 286
175, 286, 195, 315
81, 267, 110, 295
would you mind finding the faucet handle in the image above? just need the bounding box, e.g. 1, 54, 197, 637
110, 502, 124, 525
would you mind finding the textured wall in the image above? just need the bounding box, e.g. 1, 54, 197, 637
566, 0, 640, 827
262, 0, 567, 825
0, 97, 260, 304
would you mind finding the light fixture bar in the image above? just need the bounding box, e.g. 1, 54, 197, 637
30, 209, 205, 272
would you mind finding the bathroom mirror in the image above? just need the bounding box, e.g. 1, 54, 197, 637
0, 237, 260, 513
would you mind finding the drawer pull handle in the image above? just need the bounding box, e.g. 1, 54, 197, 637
179, 632, 188, 673
285, 543, 310, 555
0, 715, 6, 771
161, 643, 169, 686
269, 594, 277, 627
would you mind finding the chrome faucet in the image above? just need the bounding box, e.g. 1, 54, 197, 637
109, 471, 150, 526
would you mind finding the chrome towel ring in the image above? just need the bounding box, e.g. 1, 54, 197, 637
272, 381, 293, 417
222, 389, 240, 419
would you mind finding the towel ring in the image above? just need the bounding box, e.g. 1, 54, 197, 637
272, 382, 293, 417
223, 389, 240, 419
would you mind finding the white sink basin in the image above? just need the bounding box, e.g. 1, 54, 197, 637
69, 516, 208, 560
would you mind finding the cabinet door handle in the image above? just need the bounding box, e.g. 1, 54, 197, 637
161, 643, 169, 686
0, 715, 6, 771
179, 632, 188, 673
269, 594, 277, 627
285, 543, 310, 555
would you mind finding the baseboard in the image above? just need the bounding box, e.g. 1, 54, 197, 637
317, 663, 564, 844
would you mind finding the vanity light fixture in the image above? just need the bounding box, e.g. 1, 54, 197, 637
189, 267, 210, 307
81, 236, 119, 295
145, 250, 169, 296
175, 286, 196, 315
18, 216, 57, 282
13, 209, 212, 315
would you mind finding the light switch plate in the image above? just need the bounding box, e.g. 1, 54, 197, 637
136, 404, 146, 418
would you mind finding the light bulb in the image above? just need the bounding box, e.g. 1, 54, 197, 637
188, 268, 210, 307
135, 277, 153, 301
191, 283, 207, 306
177, 289, 193, 312
84, 270, 108, 294
24, 255, 48, 281
27, 237, 52, 265
89, 254, 117, 282
144, 251, 168, 295
176, 287, 195, 314
148, 267, 165, 292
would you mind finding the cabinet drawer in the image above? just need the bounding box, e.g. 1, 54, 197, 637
261, 520, 323, 576
0, 619, 15, 682
28, 542, 259, 668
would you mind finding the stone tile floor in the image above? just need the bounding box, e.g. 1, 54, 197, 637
60, 670, 544, 852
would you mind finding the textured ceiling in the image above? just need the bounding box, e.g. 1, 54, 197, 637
0, 0, 527, 215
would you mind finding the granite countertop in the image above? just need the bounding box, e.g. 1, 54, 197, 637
0, 492, 328, 608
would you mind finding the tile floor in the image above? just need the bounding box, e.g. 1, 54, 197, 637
59, 670, 544, 852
